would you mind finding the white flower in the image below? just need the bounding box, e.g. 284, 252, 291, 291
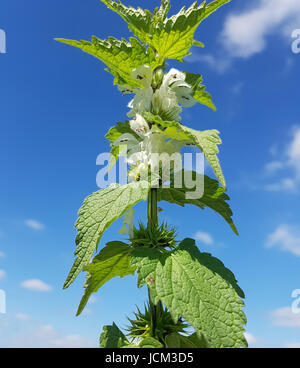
131, 65, 153, 86
162, 68, 196, 109
129, 114, 150, 137
127, 85, 153, 118
172, 83, 196, 108
152, 83, 182, 121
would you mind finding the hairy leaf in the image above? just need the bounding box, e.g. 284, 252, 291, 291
55, 36, 157, 88
132, 239, 247, 348
77, 241, 135, 316
158, 171, 238, 235
64, 181, 150, 289
100, 322, 129, 348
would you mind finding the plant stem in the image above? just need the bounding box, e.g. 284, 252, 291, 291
147, 188, 161, 337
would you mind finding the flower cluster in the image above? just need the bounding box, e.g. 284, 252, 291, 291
116, 65, 196, 181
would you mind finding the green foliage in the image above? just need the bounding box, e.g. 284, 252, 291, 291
130, 222, 177, 249
145, 113, 226, 187
100, 322, 129, 348
185, 71, 216, 111
99, 0, 230, 63
59, 0, 246, 350
77, 241, 136, 316
132, 238, 247, 348
157, 171, 238, 235
55, 36, 158, 88
127, 303, 188, 343
64, 181, 150, 289
165, 332, 209, 348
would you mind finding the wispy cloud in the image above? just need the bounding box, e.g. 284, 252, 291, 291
222, 0, 300, 59
244, 332, 257, 345
266, 224, 300, 256
21, 279, 52, 292
264, 126, 300, 192
0, 316, 95, 348
195, 231, 214, 245
270, 307, 300, 327
0, 251, 5, 259
188, 0, 300, 72
0, 270, 6, 281
25, 219, 45, 231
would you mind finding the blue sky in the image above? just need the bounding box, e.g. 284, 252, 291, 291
0, 0, 300, 348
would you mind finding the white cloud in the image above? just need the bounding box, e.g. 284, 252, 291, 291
0, 251, 5, 259
286, 343, 300, 348
222, 0, 300, 58
244, 332, 257, 345
0, 270, 6, 280
21, 279, 52, 292
186, 53, 231, 73
266, 224, 300, 256
0, 317, 95, 348
195, 231, 214, 245
15, 313, 30, 321
25, 219, 45, 231
271, 307, 300, 327
264, 126, 300, 192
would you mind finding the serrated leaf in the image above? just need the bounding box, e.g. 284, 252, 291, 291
185, 71, 216, 111
150, 0, 231, 63
100, 322, 129, 348
55, 36, 158, 88
132, 239, 247, 348
158, 171, 238, 235
64, 181, 150, 289
77, 241, 135, 316
157, 0, 171, 21
99, 0, 153, 45
145, 114, 226, 187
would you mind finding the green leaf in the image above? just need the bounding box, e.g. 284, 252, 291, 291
156, 0, 171, 21
77, 241, 136, 316
64, 181, 150, 289
99, 0, 153, 45
158, 171, 238, 235
132, 239, 247, 348
165, 332, 208, 348
185, 71, 216, 111
145, 114, 226, 187
138, 337, 163, 348
55, 36, 158, 88
100, 322, 129, 348
150, 0, 231, 63
105, 121, 141, 168
182, 126, 225, 186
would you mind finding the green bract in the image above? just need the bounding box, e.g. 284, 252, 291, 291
58, 0, 247, 349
